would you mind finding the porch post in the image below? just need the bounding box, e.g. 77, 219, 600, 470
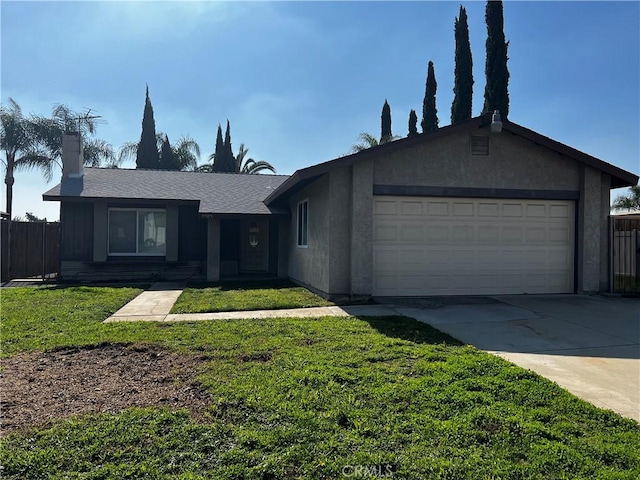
206, 217, 221, 282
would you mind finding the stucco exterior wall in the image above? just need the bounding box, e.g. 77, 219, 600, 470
327, 167, 352, 294
373, 129, 581, 191
578, 165, 605, 292
350, 159, 374, 295
287, 175, 331, 293
357, 126, 609, 295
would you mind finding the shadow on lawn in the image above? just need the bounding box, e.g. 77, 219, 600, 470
362, 316, 464, 346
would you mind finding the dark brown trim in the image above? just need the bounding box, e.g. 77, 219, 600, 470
373, 185, 580, 201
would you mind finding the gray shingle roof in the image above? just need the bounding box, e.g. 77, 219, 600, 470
43, 168, 291, 215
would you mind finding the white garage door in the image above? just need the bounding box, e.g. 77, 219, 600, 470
372, 196, 575, 296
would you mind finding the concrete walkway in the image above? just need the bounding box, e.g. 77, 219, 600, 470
105, 283, 398, 323
106, 282, 186, 322
105, 285, 639, 422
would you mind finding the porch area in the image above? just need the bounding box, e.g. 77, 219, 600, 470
206, 216, 288, 282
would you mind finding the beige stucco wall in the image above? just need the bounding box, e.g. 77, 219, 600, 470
373, 129, 581, 190
288, 123, 614, 296
287, 167, 354, 296
287, 175, 331, 293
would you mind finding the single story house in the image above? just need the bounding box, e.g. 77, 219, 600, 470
44, 113, 638, 297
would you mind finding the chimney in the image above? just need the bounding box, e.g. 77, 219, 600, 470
62, 133, 84, 178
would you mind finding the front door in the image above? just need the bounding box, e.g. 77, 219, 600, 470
240, 218, 269, 272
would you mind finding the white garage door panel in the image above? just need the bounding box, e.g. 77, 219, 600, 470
373, 196, 575, 296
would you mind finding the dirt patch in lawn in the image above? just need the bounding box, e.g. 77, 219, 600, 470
0, 343, 211, 436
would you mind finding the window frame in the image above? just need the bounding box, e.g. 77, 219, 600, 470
296, 199, 309, 248
107, 207, 167, 257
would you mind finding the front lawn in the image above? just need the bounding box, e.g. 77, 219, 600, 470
1, 286, 639, 479
170, 280, 334, 314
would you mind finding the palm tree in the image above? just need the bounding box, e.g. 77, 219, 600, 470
29, 103, 116, 175
612, 185, 640, 211
235, 144, 276, 174
195, 143, 276, 174
1, 99, 113, 279
350, 132, 400, 153
172, 135, 201, 171
118, 133, 200, 171
1, 99, 46, 221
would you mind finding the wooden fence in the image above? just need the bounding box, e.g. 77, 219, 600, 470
1, 221, 60, 282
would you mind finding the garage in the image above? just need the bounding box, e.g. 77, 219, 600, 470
372, 196, 575, 296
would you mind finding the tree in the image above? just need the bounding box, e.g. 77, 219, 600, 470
1, 99, 44, 222
13, 211, 47, 222
421, 61, 438, 133
381, 100, 392, 142
350, 132, 400, 153
483, 0, 510, 118
2, 99, 114, 219
136, 86, 160, 169
1, 98, 113, 279
159, 135, 176, 170
451, 5, 474, 124
408, 109, 418, 136
211, 124, 226, 172
612, 186, 640, 211
119, 133, 200, 171
197, 142, 276, 174
223, 120, 235, 172
171, 135, 200, 171
209, 120, 237, 173
28, 103, 116, 173
235, 144, 276, 174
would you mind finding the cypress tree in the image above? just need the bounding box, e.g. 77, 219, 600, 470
212, 124, 225, 172
223, 120, 234, 172
421, 61, 439, 133
408, 109, 418, 136
159, 135, 177, 170
136, 85, 160, 169
483, 0, 510, 118
451, 5, 474, 124
381, 100, 392, 142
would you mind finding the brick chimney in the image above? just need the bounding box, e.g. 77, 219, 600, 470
62, 133, 84, 178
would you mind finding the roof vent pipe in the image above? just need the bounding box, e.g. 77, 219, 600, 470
490, 110, 503, 134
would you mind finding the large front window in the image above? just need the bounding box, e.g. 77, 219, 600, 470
108, 208, 166, 256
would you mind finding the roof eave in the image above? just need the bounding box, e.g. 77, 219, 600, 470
502, 121, 639, 188
264, 114, 492, 205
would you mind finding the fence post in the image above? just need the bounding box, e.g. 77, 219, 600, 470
42, 221, 46, 281
609, 216, 613, 293
636, 230, 640, 292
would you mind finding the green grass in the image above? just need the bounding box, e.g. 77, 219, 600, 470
2, 286, 640, 479
1, 285, 144, 356
170, 280, 334, 314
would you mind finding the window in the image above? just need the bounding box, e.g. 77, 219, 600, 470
297, 200, 308, 247
108, 208, 167, 256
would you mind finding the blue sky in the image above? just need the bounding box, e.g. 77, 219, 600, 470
2, 1, 639, 220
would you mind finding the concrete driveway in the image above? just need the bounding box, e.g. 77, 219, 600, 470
391, 295, 640, 422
